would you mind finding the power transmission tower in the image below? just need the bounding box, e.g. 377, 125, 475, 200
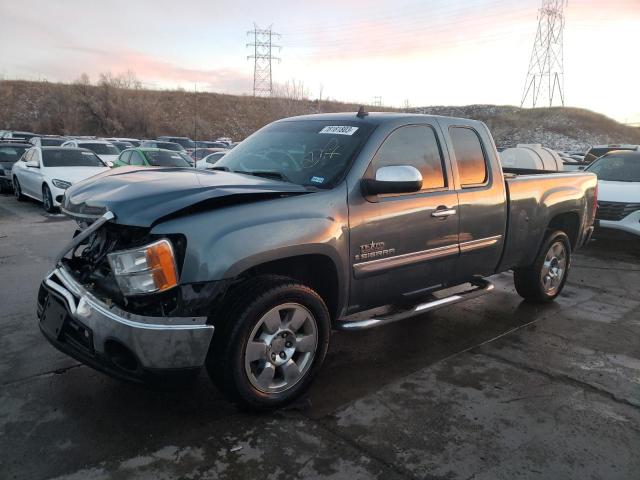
372, 96, 382, 107
247, 24, 280, 97
520, 0, 567, 108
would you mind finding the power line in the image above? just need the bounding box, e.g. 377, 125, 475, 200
520, 0, 567, 108
247, 23, 281, 97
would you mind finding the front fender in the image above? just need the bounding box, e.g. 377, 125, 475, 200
151, 185, 350, 298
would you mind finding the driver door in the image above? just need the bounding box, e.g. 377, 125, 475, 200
349, 124, 460, 311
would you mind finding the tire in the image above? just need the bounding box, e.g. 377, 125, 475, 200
207, 275, 331, 410
42, 184, 56, 213
13, 177, 25, 201
514, 230, 571, 303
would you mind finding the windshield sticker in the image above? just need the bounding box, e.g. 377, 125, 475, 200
310, 176, 325, 184
319, 126, 358, 135
81, 151, 93, 155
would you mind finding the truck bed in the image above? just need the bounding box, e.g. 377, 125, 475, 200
498, 170, 597, 271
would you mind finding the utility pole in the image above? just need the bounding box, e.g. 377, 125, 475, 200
247, 24, 281, 97
520, 0, 567, 108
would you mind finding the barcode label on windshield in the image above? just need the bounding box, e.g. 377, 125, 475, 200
319, 126, 359, 135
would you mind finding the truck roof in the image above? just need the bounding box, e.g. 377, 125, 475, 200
278, 111, 486, 127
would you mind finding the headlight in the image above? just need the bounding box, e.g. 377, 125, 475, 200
107, 239, 178, 296
52, 179, 72, 189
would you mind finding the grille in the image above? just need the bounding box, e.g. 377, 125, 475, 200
596, 201, 640, 221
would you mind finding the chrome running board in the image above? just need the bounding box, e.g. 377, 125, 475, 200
335, 279, 494, 331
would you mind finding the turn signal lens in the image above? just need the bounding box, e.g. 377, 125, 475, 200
146, 240, 178, 292
107, 239, 178, 296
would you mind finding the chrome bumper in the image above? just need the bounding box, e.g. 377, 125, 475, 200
40, 267, 214, 371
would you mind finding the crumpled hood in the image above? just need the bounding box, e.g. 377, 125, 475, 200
62, 166, 310, 226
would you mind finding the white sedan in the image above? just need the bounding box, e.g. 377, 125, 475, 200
62, 139, 120, 166
12, 147, 110, 212
586, 150, 640, 237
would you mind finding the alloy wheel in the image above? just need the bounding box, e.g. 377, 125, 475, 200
244, 302, 318, 394
540, 241, 567, 295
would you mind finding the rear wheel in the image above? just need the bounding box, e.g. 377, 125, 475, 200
514, 230, 571, 303
13, 177, 25, 201
207, 276, 330, 410
42, 184, 56, 213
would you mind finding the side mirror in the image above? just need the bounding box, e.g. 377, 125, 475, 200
26, 160, 39, 168
362, 165, 423, 195
105, 160, 114, 167
578, 166, 585, 170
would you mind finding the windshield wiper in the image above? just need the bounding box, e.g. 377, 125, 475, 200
210, 166, 230, 171
232, 170, 293, 183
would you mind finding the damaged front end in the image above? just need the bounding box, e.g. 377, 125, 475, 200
37, 211, 220, 382
59, 212, 228, 318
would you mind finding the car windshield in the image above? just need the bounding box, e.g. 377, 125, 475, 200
143, 150, 192, 167
214, 120, 374, 187
172, 138, 195, 149
112, 142, 132, 152
42, 149, 106, 167
156, 142, 184, 152
79, 143, 120, 155
0, 145, 29, 163
41, 138, 66, 146
586, 155, 640, 182
205, 153, 225, 164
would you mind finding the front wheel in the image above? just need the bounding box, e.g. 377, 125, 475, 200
514, 230, 571, 303
207, 276, 330, 410
42, 184, 56, 213
13, 177, 25, 201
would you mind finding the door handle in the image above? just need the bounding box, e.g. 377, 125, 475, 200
431, 207, 457, 218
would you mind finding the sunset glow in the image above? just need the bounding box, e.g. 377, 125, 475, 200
1, 0, 638, 122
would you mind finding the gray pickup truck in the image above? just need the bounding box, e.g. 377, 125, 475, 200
38, 112, 598, 409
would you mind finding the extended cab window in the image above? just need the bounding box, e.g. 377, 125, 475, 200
369, 125, 445, 191
450, 127, 488, 187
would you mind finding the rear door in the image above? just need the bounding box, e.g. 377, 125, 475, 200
349, 123, 460, 310
441, 123, 507, 280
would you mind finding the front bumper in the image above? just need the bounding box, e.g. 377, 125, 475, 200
38, 267, 214, 381
597, 210, 640, 237
50, 184, 66, 207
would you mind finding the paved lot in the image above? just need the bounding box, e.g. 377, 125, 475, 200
1, 193, 639, 480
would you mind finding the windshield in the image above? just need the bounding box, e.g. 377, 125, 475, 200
41, 138, 66, 146
215, 120, 373, 187
172, 138, 195, 149
143, 150, 192, 167
156, 142, 185, 152
586, 155, 640, 182
112, 142, 132, 152
42, 149, 106, 167
0, 145, 29, 163
79, 143, 120, 155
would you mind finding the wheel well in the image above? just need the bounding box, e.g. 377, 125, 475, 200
548, 212, 580, 248
245, 255, 340, 320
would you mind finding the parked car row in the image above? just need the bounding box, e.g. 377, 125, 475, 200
2, 134, 231, 212
0, 131, 237, 160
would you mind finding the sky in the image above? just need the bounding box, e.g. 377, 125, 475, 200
1, 0, 639, 123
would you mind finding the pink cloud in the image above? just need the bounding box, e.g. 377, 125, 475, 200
55, 46, 252, 93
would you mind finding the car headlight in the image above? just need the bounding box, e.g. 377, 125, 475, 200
52, 179, 72, 189
107, 239, 178, 296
